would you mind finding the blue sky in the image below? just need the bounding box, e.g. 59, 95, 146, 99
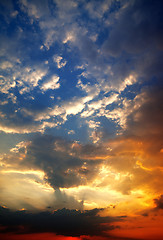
0, 0, 163, 239
0, 0, 145, 143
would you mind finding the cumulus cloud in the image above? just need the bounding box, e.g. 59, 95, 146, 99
0, 75, 16, 94
35, 94, 95, 125
53, 55, 67, 69
2, 0, 156, 138
15, 67, 48, 94
0, 61, 13, 69
41, 75, 60, 91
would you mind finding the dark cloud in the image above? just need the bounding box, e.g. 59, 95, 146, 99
52, 189, 83, 210
154, 195, 163, 210
103, 0, 163, 56
0, 206, 123, 237
126, 84, 163, 137
101, 0, 163, 90
124, 84, 163, 166
20, 135, 104, 189
23, 135, 83, 188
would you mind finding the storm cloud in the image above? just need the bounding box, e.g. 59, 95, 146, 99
0, 206, 123, 237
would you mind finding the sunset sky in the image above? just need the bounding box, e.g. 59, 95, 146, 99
0, 0, 163, 239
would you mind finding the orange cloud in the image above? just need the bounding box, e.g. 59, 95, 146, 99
110, 213, 163, 240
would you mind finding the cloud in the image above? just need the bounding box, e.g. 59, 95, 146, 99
154, 195, 163, 210
82, 93, 118, 119
53, 55, 67, 69
125, 84, 163, 138
15, 67, 48, 94
102, 0, 163, 56
0, 135, 105, 192
0, 61, 48, 95
84, 0, 112, 20
0, 61, 13, 69
68, 129, 75, 135
22, 135, 101, 189
35, 94, 95, 125
0, 74, 16, 94
1, 130, 163, 211
0, 206, 123, 237
53, 189, 83, 210
2, 0, 157, 138
41, 75, 60, 91
19, 0, 49, 20
0, 1, 163, 225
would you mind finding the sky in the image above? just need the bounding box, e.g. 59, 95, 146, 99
0, 0, 163, 239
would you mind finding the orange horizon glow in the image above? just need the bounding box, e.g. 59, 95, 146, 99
0, 233, 81, 240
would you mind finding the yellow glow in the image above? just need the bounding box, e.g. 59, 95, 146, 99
136, 160, 163, 172
60, 185, 130, 210
82, 155, 110, 160
0, 168, 55, 211
27, 179, 54, 192
136, 160, 152, 171
1, 169, 45, 179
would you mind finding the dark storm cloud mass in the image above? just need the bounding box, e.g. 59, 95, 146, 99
103, 0, 163, 56
20, 135, 104, 189
125, 84, 163, 139
102, 0, 163, 89
154, 195, 163, 210
0, 206, 123, 237
24, 135, 83, 188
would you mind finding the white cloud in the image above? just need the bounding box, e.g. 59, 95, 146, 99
77, 79, 100, 96
14, 67, 48, 94
8, 92, 17, 104
34, 94, 94, 127
0, 100, 8, 105
63, 30, 76, 44
119, 74, 137, 92
0, 61, 13, 69
103, 92, 148, 131
75, 64, 85, 70
53, 55, 67, 69
68, 130, 75, 135
10, 141, 31, 153
0, 120, 59, 134
86, 120, 101, 129
0, 75, 16, 94
41, 75, 60, 91
81, 94, 118, 118
90, 130, 103, 144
